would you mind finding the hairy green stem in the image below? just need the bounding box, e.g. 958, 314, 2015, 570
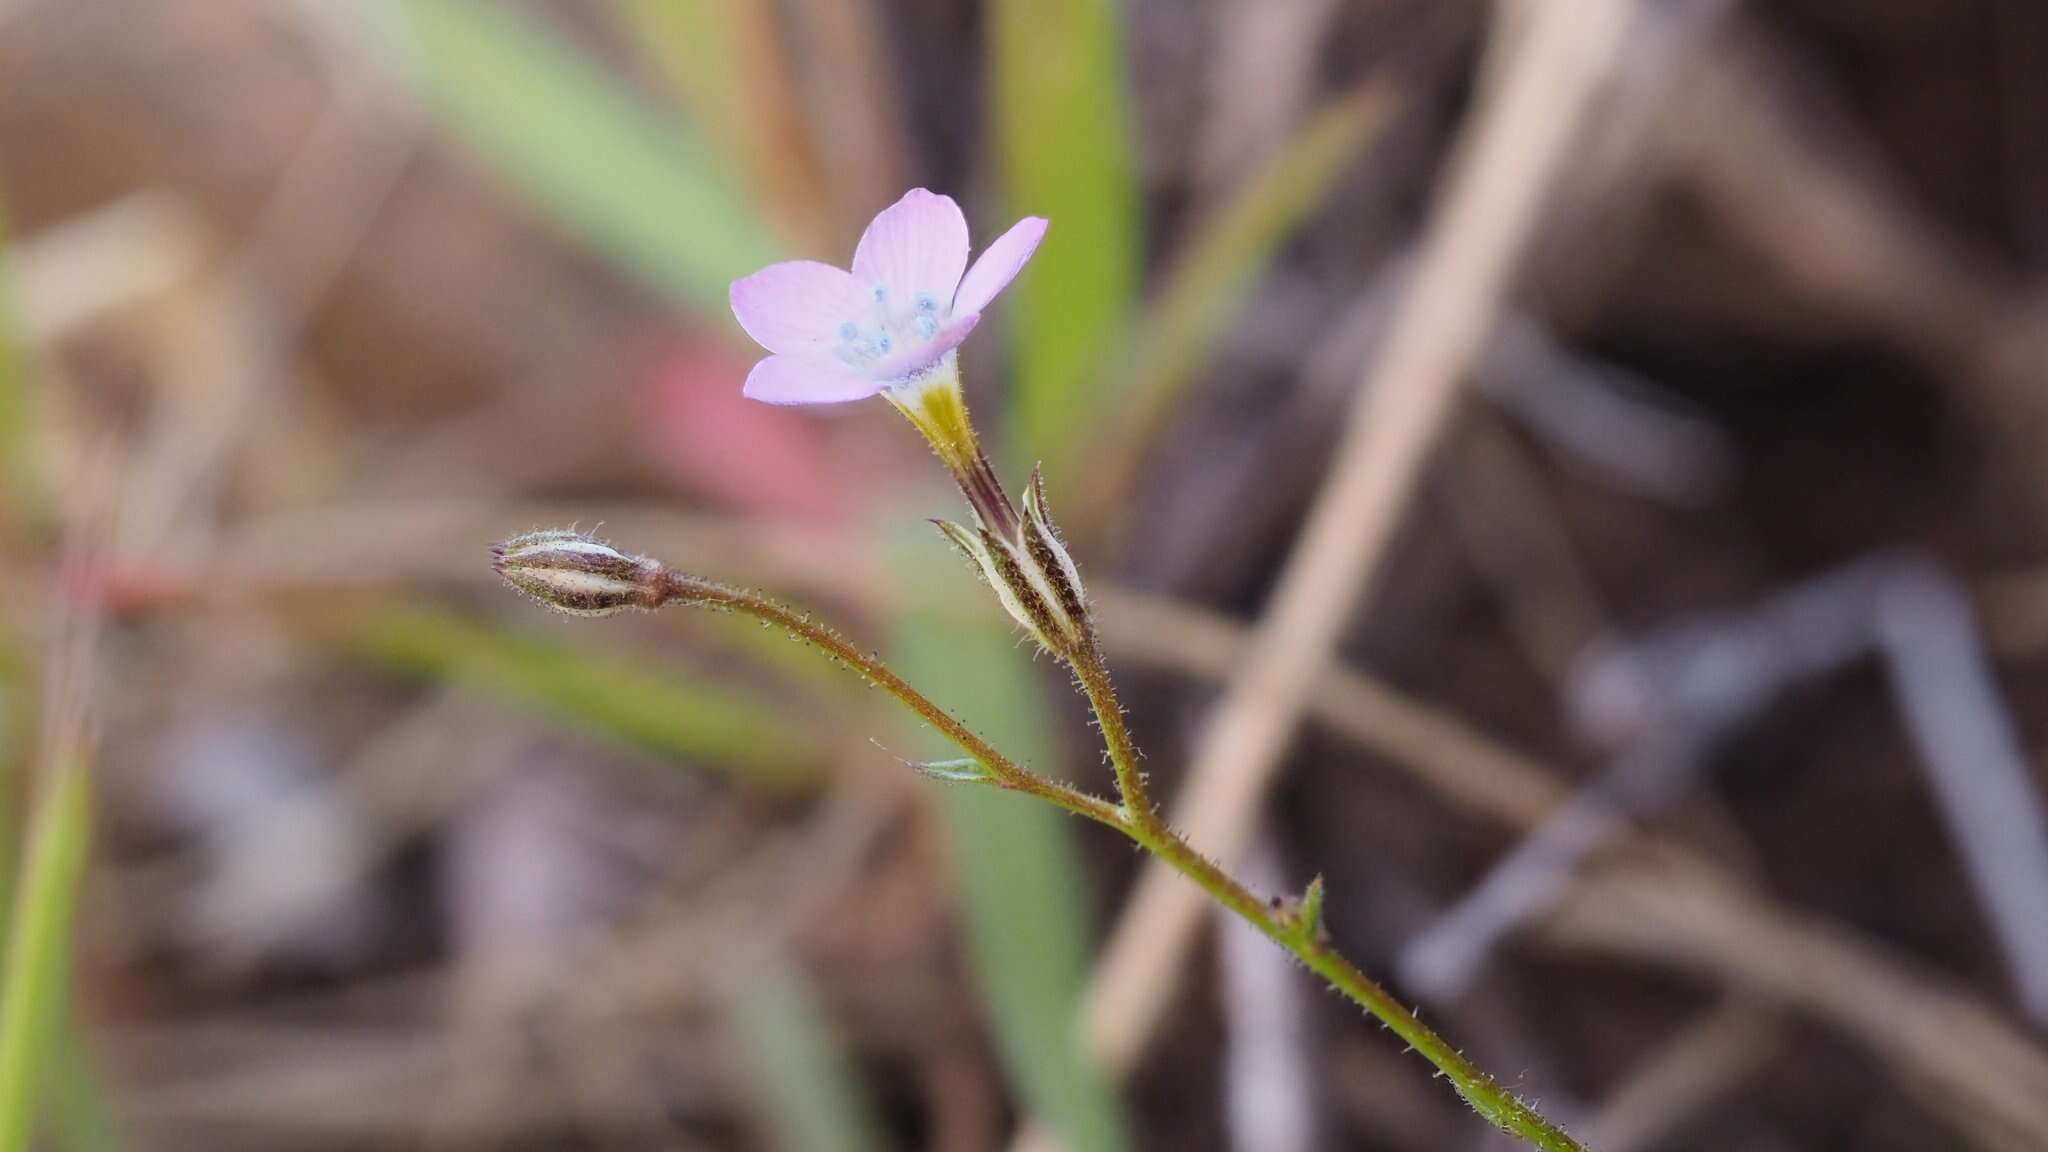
656, 572, 1119, 827
1111, 766, 1581, 1149
1067, 641, 1579, 1147
648, 569, 1584, 1150
1070, 646, 1152, 817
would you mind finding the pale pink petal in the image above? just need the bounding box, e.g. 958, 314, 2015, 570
730, 261, 873, 357
741, 354, 884, 406
871, 313, 980, 381
952, 216, 1047, 317
851, 189, 970, 308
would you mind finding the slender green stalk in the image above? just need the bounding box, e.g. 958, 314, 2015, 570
1115, 797, 1579, 1149
1071, 635, 1578, 1147
634, 569, 1584, 1151
1070, 646, 1152, 815
656, 573, 1122, 830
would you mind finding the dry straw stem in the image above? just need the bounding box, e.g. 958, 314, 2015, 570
1574, 1001, 1776, 1152
1077, 0, 1636, 1079
1093, 593, 1562, 828
1552, 861, 2048, 1144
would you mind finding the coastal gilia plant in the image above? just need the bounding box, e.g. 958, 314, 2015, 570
494, 189, 1586, 1151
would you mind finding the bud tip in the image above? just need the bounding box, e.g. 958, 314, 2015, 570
491, 528, 664, 616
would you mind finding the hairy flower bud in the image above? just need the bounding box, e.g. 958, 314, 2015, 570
491, 529, 665, 616
935, 467, 1093, 660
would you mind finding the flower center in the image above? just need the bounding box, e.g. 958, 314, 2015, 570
831, 284, 950, 376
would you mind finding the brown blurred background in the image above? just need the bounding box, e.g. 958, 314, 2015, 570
3, 0, 2048, 1149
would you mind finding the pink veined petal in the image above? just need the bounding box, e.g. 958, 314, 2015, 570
730, 261, 874, 357
851, 189, 970, 309
952, 216, 1048, 318
741, 354, 885, 406
871, 313, 981, 381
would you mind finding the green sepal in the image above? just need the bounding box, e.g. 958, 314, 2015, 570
1296, 874, 1328, 943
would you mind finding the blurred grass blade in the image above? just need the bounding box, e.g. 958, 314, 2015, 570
1103, 81, 1397, 477
44, 982, 119, 1152
990, 0, 1140, 478
0, 199, 34, 905
726, 955, 885, 1152
0, 759, 91, 1152
691, 610, 865, 705
375, 0, 784, 315
885, 518, 1128, 1152
0, 201, 22, 910
606, 0, 742, 154
313, 600, 823, 792
608, 0, 830, 252
0, 206, 40, 529
0, 574, 30, 925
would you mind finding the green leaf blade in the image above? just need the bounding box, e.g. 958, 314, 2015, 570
1112, 83, 1396, 457
378, 0, 785, 315
725, 956, 886, 1152
990, 0, 1142, 479
318, 600, 825, 793
0, 760, 92, 1152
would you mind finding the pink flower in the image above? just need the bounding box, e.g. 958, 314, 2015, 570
729, 189, 1047, 406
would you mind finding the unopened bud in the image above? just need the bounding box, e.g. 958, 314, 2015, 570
491, 529, 665, 616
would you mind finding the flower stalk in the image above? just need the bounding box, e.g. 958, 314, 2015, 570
494, 531, 1585, 1151
495, 538, 1118, 824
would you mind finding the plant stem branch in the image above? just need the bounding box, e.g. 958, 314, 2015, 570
1072, 646, 1152, 818
646, 567, 1584, 1150
654, 571, 1119, 828
1080, 669, 1583, 1151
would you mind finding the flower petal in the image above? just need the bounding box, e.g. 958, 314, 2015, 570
730, 261, 874, 357
852, 189, 970, 309
741, 354, 884, 406
872, 313, 980, 381
952, 216, 1048, 318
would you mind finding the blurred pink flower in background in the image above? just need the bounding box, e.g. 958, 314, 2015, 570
638, 334, 848, 522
